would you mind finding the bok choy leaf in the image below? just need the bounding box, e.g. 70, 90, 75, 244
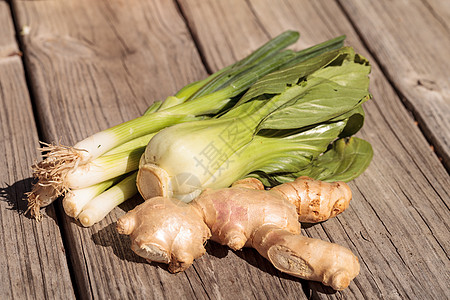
253, 137, 373, 184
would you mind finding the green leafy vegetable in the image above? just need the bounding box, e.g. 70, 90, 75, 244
138, 46, 373, 202
252, 137, 373, 185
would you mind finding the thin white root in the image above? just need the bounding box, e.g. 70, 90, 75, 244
25, 183, 61, 221
32, 142, 86, 186
27, 142, 87, 219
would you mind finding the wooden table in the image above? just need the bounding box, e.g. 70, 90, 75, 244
1, 0, 448, 299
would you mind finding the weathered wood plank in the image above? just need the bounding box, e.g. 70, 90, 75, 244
425, 0, 450, 28
13, 0, 206, 142
11, 0, 209, 298
12, 0, 311, 299
179, 0, 450, 299
0, 1, 75, 299
11, 0, 450, 299
338, 0, 450, 170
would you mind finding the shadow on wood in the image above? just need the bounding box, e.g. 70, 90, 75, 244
117, 194, 144, 213
0, 177, 60, 223
91, 221, 148, 264
204, 240, 230, 259
91, 220, 183, 273
0, 177, 33, 214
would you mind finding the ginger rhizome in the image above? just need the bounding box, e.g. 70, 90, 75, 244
117, 177, 359, 290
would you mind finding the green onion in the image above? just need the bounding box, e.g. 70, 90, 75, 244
78, 172, 138, 227
62, 177, 119, 218
65, 147, 144, 189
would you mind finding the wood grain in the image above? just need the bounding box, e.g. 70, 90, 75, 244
10, 0, 209, 298
11, 0, 310, 299
13, 0, 206, 143
179, 0, 450, 299
338, 0, 450, 170
0, 1, 75, 299
7, 0, 449, 299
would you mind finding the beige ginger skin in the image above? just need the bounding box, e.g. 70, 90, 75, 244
117, 176, 359, 291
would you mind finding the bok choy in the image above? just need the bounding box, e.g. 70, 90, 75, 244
137, 47, 373, 202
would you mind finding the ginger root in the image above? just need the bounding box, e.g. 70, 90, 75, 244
271, 176, 352, 223
117, 177, 359, 290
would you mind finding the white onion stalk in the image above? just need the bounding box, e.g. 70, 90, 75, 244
63, 177, 118, 218
103, 133, 156, 156
78, 172, 138, 227
65, 147, 144, 189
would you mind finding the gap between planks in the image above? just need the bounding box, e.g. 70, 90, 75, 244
7, 1, 82, 298
335, 0, 450, 173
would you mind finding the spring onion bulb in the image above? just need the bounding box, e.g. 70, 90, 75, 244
78, 172, 138, 227
63, 177, 119, 218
